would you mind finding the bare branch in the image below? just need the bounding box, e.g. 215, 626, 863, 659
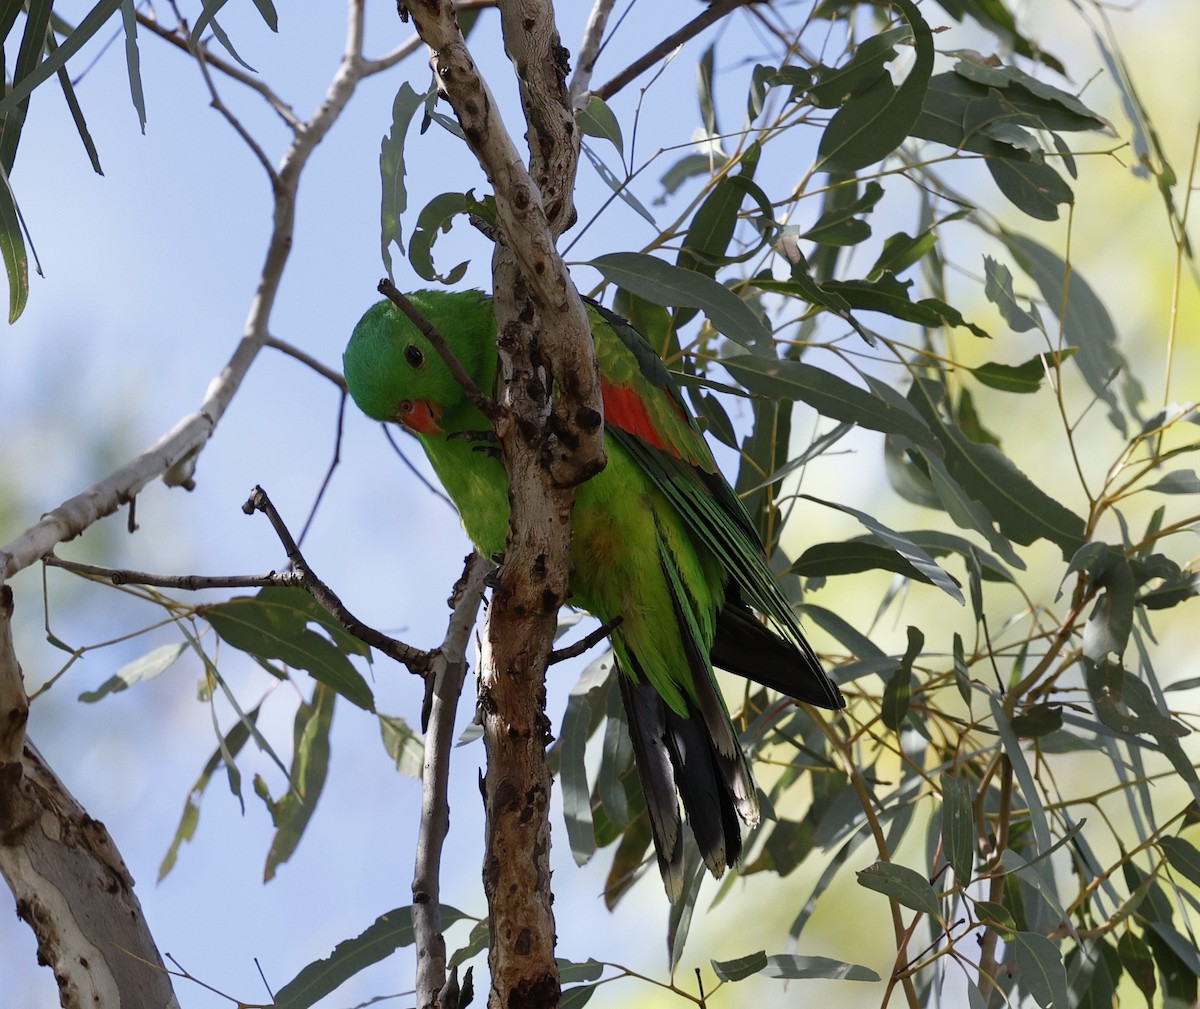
591, 0, 755, 103
0, 0, 379, 585
44, 555, 306, 591
0, 587, 27, 765
242, 485, 434, 674
547, 614, 621, 665
413, 553, 488, 1009
569, 0, 617, 106
265, 336, 348, 389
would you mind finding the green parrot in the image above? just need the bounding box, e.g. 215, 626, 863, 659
344, 289, 844, 899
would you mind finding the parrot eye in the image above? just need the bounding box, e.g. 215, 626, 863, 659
404, 344, 425, 369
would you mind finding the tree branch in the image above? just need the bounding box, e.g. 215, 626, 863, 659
413, 553, 488, 1009
0, 594, 178, 1007
569, 0, 617, 106
242, 485, 435, 674
0, 0, 380, 584
590, 0, 755, 103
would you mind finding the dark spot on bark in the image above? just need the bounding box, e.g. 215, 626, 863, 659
465, 127, 483, 147
542, 588, 559, 613
576, 406, 602, 431
508, 974, 560, 1009
495, 780, 520, 812
464, 99, 480, 118
523, 17, 534, 30
515, 928, 532, 955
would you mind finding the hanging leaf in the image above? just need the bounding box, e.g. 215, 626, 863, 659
940, 772, 975, 886
272, 905, 470, 1009
1011, 931, 1069, 1009
576, 95, 624, 157
590, 252, 772, 351
817, 0, 933, 173
379, 82, 425, 279
79, 642, 187, 702
856, 860, 940, 917
202, 588, 374, 711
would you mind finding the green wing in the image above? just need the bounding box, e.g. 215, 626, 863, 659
586, 299, 841, 709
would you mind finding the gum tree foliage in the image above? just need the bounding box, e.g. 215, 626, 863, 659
0, 1, 1198, 1008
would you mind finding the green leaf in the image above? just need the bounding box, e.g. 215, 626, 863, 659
822, 274, 988, 337
589, 252, 771, 351
971, 352, 1077, 394
582, 144, 657, 227
799, 495, 965, 603
656, 153, 727, 202
0, 0, 123, 120
800, 180, 883, 247
908, 378, 1087, 558
560, 655, 614, 866
1159, 836, 1200, 887
869, 228, 940, 279
818, 0, 933, 173
1000, 231, 1141, 434
983, 255, 1043, 333
379, 82, 425, 280
0, 165, 29, 322
559, 984, 599, 1009
1012, 931, 1069, 1009
791, 540, 932, 582
1147, 470, 1200, 494
79, 642, 187, 702
557, 958, 604, 983
409, 190, 471, 284
118, 0, 145, 132
203, 588, 374, 711
720, 356, 938, 452
190, 0, 234, 46
205, 16, 256, 72
1117, 929, 1156, 1003
0, 0, 55, 172
50, 30, 103, 174
1011, 704, 1064, 738
379, 713, 424, 777
576, 95, 623, 157
677, 144, 762, 283
761, 954, 880, 981
941, 772, 974, 886
856, 860, 940, 917
250, 0, 278, 31
711, 950, 768, 981
158, 705, 260, 880
263, 684, 335, 881
885, 625, 922, 732
272, 905, 470, 1009
808, 26, 911, 108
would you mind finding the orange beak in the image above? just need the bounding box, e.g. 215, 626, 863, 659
395, 399, 443, 436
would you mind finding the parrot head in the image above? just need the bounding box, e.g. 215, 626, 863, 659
343, 291, 495, 435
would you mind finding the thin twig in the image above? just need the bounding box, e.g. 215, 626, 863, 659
266, 336, 348, 389
134, 10, 304, 131
44, 555, 305, 591
377, 279, 499, 422
412, 553, 488, 1009
242, 485, 434, 674
548, 615, 621, 665
591, 0, 755, 102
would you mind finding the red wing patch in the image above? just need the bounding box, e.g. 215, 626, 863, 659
601, 377, 683, 459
